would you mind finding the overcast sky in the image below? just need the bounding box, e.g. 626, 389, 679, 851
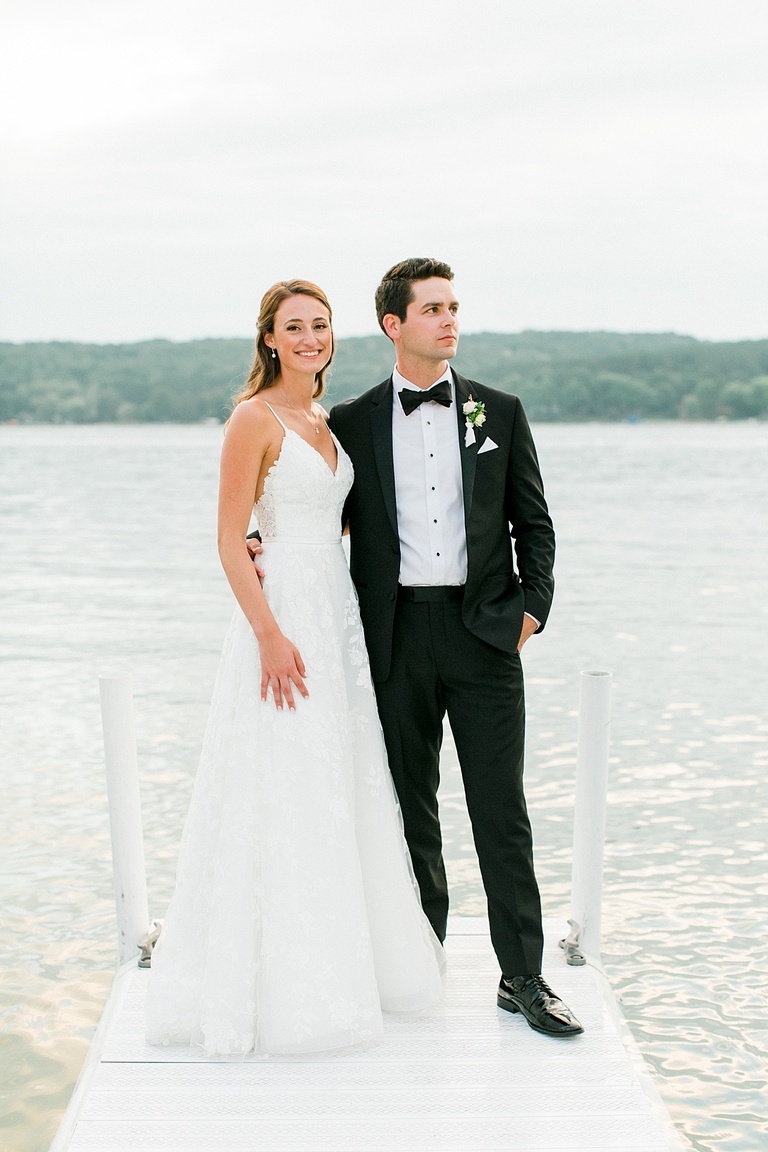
2, 0, 767, 343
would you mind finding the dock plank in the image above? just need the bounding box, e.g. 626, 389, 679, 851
67, 1115, 670, 1151
52, 918, 685, 1152
80, 1085, 652, 1120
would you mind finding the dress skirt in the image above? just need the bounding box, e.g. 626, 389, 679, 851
144, 537, 444, 1056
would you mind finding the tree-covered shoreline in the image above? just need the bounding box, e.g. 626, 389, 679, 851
1, 331, 767, 424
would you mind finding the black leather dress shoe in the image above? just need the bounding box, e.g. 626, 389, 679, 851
497, 974, 584, 1036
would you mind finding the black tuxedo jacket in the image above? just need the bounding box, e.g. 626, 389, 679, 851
329, 370, 555, 683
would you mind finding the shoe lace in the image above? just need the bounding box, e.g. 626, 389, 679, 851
528, 974, 556, 998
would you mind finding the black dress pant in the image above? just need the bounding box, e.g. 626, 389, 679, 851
373, 588, 544, 977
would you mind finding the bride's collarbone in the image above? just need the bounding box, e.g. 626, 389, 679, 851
280, 416, 338, 475
256, 423, 338, 487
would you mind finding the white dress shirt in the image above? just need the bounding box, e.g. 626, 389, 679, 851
392, 365, 467, 586
391, 365, 541, 630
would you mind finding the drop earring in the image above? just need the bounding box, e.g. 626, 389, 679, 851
271, 349, 276, 360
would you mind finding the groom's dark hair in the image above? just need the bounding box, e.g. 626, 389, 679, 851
375, 258, 454, 334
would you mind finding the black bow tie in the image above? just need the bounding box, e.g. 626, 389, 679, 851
398, 378, 452, 415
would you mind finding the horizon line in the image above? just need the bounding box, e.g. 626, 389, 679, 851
3, 328, 768, 348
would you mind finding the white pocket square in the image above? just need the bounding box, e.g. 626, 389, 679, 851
477, 437, 499, 455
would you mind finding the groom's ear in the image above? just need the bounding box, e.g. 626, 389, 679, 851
381, 313, 400, 343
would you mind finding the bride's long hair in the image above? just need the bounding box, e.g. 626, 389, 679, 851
233, 280, 335, 406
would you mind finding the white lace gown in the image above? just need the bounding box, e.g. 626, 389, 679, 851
144, 417, 444, 1056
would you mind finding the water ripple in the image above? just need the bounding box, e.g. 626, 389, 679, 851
2, 422, 768, 1151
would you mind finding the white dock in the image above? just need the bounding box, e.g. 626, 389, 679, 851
51, 917, 685, 1152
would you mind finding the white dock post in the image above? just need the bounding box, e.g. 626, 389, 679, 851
567, 669, 613, 964
99, 673, 149, 965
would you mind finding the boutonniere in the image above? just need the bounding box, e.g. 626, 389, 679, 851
462, 396, 486, 446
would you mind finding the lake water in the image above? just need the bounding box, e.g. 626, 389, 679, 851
1, 422, 767, 1152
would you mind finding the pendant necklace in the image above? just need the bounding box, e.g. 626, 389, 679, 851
278, 387, 321, 435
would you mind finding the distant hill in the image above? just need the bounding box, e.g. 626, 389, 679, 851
1, 330, 767, 423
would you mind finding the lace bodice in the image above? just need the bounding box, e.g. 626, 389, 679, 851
255, 426, 352, 543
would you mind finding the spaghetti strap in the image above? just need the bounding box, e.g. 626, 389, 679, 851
262, 400, 289, 433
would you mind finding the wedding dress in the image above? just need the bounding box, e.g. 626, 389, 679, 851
144, 405, 444, 1056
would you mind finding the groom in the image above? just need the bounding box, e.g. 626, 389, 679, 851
327, 258, 583, 1037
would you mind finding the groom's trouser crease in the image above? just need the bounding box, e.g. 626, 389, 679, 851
374, 595, 544, 978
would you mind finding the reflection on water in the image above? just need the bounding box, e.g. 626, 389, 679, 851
0, 965, 112, 1152
1, 423, 767, 1152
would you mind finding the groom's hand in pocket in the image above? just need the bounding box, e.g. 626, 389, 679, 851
517, 613, 539, 652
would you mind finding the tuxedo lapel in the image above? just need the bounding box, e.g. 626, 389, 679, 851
452, 370, 478, 528
370, 378, 399, 539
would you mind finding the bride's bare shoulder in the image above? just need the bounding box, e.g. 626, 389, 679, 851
226, 397, 278, 436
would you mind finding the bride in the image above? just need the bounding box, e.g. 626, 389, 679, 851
144, 280, 444, 1057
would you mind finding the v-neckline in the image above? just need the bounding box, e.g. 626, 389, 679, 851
284, 427, 339, 478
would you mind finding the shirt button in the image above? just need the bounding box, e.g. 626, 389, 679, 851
433, 519, 437, 523
388, 592, 395, 601
429, 453, 434, 458
436, 552, 440, 557
431, 486, 435, 491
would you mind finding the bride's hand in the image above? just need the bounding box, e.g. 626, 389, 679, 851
257, 628, 308, 711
